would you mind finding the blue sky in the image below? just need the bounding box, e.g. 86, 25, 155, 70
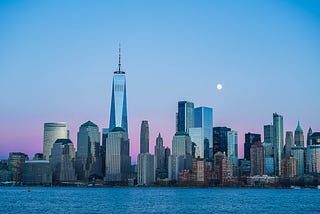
0, 0, 319, 160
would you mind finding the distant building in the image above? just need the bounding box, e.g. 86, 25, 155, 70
263, 125, 274, 158
306, 128, 313, 146
273, 113, 284, 176
177, 101, 194, 133
50, 139, 76, 183
43, 122, 68, 160
76, 121, 102, 181
213, 152, 233, 184
291, 146, 305, 176
0, 160, 11, 182
294, 121, 304, 147
8, 152, 29, 182
189, 107, 213, 159
239, 159, 251, 177
168, 132, 193, 181
244, 132, 261, 160
265, 157, 274, 176
137, 153, 155, 186
164, 147, 171, 171
101, 128, 109, 176
104, 127, 131, 182
213, 127, 231, 156
140, 120, 149, 153
227, 130, 238, 167
306, 144, 320, 174
23, 160, 52, 185
33, 153, 44, 160
281, 156, 298, 178
250, 142, 265, 176
154, 133, 165, 179
284, 131, 294, 158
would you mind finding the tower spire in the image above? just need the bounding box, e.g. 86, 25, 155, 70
118, 44, 121, 72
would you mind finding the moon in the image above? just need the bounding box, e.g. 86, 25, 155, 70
217, 84, 223, 91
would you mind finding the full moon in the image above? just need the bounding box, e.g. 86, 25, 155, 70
217, 84, 223, 90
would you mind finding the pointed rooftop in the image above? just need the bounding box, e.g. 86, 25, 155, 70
81, 121, 98, 127
295, 121, 303, 132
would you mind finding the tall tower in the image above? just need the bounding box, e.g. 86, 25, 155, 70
177, 101, 194, 133
294, 121, 304, 147
109, 46, 128, 133
43, 122, 68, 160
273, 113, 284, 176
284, 131, 294, 158
140, 120, 149, 153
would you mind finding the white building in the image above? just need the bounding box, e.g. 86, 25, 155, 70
137, 153, 155, 186
43, 122, 68, 160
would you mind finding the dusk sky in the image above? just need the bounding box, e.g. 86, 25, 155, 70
1, 0, 319, 161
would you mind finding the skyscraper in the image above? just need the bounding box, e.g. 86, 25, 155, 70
104, 127, 131, 182
43, 122, 68, 160
177, 101, 194, 133
154, 133, 165, 177
109, 47, 128, 133
263, 125, 274, 157
244, 132, 261, 160
140, 121, 149, 153
227, 130, 238, 167
250, 142, 265, 176
213, 127, 231, 155
294, 121, 304, 147
291, 146, 305, 176
137, 153, 155, 186
284, 131, 294, 158
76, 121, 101, 180
189, 107, 213, 159
273, 113, 284, 176
50, 139, 76, 183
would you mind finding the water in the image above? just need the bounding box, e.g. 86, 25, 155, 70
0, 187, 319, 213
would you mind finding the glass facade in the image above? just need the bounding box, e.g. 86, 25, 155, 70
273, 113, 284, 176
177, 101, 194, 133
109, 73, 128, 133
227, 131, 238, 167
190, 107, 213, 159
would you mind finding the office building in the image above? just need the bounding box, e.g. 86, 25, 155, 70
244, 132, 261, 160
155, 133, 165, 178
294, 121, 304, 147
250, 142, 265, 176
22, 160, 52, 185
104, 127, 131, 182
291, 146, 305, 176
177, 101, 194, 133
306, 144, 320, 173
140, 120, 149, 153
281, 156, 298, 177
263, 125, 274, 157
76, 121, 101, 180
109, 48, 128, 133
273, 113, 284, 176
137, 153, 155, 186
284, 131, 294, 158
213, 127, 231, 155
8, 152, 29, 182
227, 130, 238, 167
50, 139, 76, 183
43, 122, 68, 160
189, 106, 213, 159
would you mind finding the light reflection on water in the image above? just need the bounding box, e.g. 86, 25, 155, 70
0, 187, 319, 213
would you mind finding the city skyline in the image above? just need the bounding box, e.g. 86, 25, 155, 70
1, 1, 320, 161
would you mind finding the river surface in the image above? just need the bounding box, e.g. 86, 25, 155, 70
0, 187, 319, 213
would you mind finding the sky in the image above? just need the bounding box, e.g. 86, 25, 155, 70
0, 0, 320, 161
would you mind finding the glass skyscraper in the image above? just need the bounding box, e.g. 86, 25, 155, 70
227, 130, 238, 167
177, 101, 194, 133
189, 107, 213, 159
109, 48, 128, 133
273, 113, 284, 176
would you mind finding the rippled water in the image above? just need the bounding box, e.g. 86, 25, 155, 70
0, 187, 319, 213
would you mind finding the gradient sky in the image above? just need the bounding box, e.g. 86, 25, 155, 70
1, 0, 320, 162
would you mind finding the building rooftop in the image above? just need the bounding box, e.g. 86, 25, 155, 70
112, 127, 125, 132
81, 121, 98, 128
54, 138, 73, 145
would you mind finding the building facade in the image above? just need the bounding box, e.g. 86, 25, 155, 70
8, 152, 29, 182
76, 121, 101, 181
273, 113, 284, 176
227, 130, 238, 167
213, 127, 231, 156
177, 101, 194, 133
104, 127, 131, 182
50, 139, 76, 183
43, 122, 68, 160
140, 120, 149, 153
294, 121, 304, 147
137, 153, 155, 186
250, 142, 265, 176
23, 160, 52, 185
244, 132, 261, 160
